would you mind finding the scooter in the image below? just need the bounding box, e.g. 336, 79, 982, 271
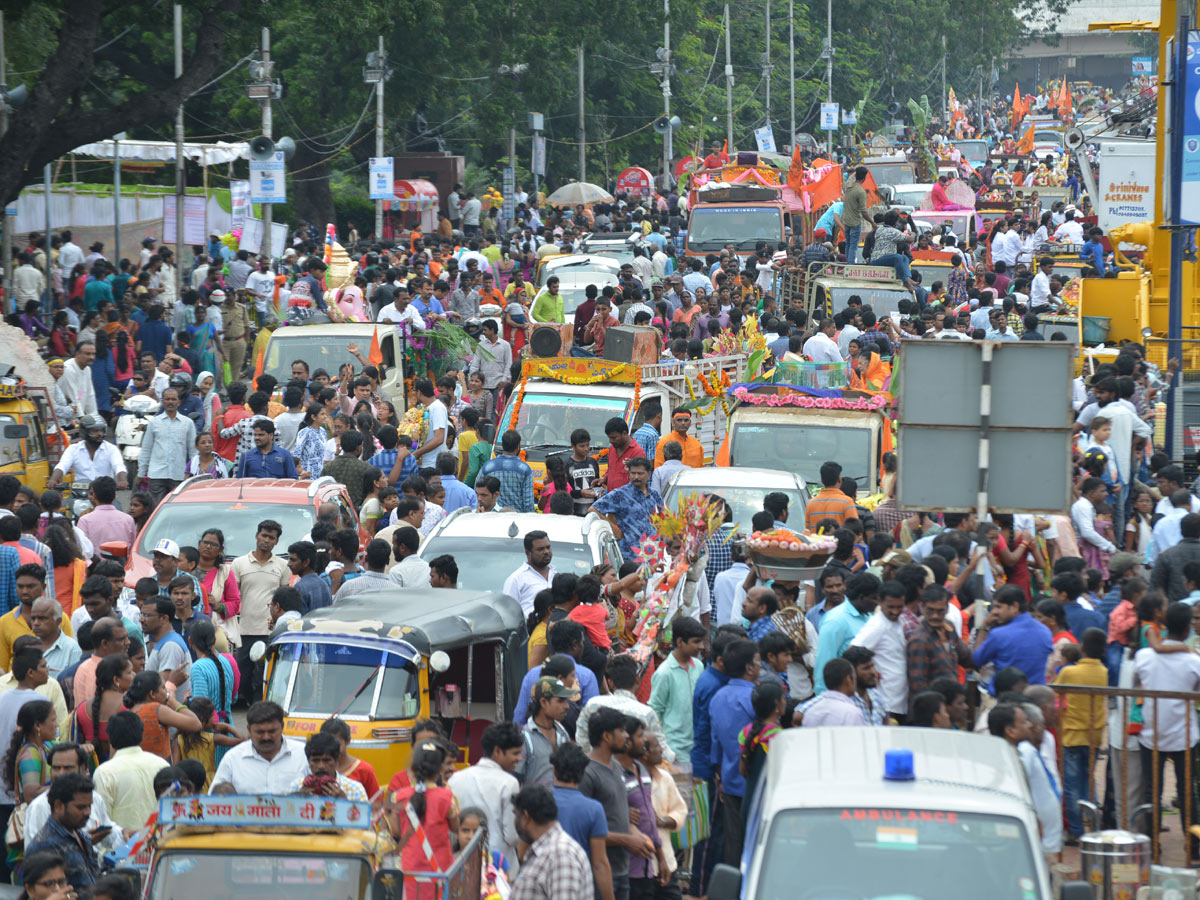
114, 393, 162, 487
64, 479, 92, 522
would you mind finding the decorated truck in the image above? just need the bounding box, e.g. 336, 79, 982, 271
494, 354, 754, 480
715, 382, 895, 497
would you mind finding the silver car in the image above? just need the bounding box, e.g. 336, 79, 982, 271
661, 466, 808, 535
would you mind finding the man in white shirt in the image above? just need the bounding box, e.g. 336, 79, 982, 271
462, 192, 483, 233
412, 379, 449, 466
447, 722, 523, 876
245, 259, 276, 321
631, 246, 654, 284
802, 318, 842, 363
12, 253, 45, 305
389, 526, 432, 587
377, 289, 427, 332
849, 583, 908, 719
210, 701, 309, 794
1052, 210, 1085, 244
50, 416, 126, 488
711, 549, 751, 627
59, 343, 98, 422
990, 221, 1019, 267
502, 532, 557, 616
1134, 602, 1200, 840
57, 230, 84, 272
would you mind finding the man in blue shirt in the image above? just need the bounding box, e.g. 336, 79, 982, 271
592, 458, 663, 562
136, 305, 173, 362
1051, 571, 1108, 640
550, 741, 611, 861
973, 584, 1054, 690
436, 452, 477, 513
708, 637, 759, 866
1079, 227, 1106, 276
632, 402, 662, 460
287, 541, 332, 612
513, 624, 600, 724
236, 420, 298, 479
690, 626, 742, 896
478, 431, 535, 513
813, 572, 880, 692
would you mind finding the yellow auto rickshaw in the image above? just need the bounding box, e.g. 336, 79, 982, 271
264, 588, 527, 781
0, 377, 68, 493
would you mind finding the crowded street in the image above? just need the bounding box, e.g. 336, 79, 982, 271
0, 0, 1195, 898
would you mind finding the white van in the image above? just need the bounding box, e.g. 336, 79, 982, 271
709, 726, 1090, 900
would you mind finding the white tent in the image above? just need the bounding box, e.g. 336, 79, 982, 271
70, 139, 249, 166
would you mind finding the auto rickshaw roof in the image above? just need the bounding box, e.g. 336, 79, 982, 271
279, 588, 526, 655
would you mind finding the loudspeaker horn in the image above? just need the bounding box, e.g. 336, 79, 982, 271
654, 116, 671, 134
1064, 127, 1085, 150
668, 115, 682, 132
2, 84, 27, 109
248, 135, 276, 161
276, 136, 296, 161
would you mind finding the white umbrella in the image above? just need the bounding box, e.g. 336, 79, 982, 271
545, 181, 615, 207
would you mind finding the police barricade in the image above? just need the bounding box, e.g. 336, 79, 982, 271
1048, 682, 1200, 863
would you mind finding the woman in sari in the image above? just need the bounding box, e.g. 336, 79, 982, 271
194, 371, 221, 433
850, 349, 890, 391
947, 254, 970, 307
187, 305, 221, 375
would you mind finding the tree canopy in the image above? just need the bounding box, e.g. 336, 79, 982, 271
1, 0, 1070, 223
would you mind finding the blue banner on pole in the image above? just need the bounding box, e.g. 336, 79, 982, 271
1180, 33, 1200, 225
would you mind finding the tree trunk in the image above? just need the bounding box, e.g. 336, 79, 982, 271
291, 142, 335, 228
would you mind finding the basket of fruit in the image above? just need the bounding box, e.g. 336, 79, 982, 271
746, 529, 837, 582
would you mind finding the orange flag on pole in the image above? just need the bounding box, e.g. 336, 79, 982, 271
787, 143, 805, 192
368, 326, 383, 367
252, 344, 265, 386
1016, 126, 1034, 156
1011, 83, 1022, 127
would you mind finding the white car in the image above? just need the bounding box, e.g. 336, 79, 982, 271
535, 254, 623, 288
661, 466, 808, 535
417, 509, 623, 593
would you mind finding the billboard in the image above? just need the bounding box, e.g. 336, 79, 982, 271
1097, 141, 1156, 245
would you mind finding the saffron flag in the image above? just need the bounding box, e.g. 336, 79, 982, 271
1016, 126, 1034, 156
368, 326, 383, 366
1011, 83, 1023, 128
787, 143, 805, 193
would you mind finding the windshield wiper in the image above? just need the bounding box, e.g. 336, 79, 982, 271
522, 442, 573, 452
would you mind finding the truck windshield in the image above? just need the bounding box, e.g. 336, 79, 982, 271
265, 335, 387, 383
829, 287, 909, 319
149, 851, 371, 899
730, 422, 871, 489
687, 207, 783, 252
753, 808, 1039, 900
268, 642, 420, 719
865, 164, 915, 186
956, 140, 989, 164
499, 392, 630, 460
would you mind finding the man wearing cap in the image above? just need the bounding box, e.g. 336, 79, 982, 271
149, 539, 203, 603
802, 229, 833, 268
665, 276, 690, 313
139, 237, 157, 270
514, 676, 574, 787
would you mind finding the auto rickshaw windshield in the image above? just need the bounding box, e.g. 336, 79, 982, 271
268, 641, 420, 719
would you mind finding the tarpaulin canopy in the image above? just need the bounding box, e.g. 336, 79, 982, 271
71, 139, 249, 167
384, 179, 439, 211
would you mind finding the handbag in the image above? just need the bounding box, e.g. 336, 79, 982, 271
671, 778, 711, 850
5, 743, 45, 850
208, 563, 241, 648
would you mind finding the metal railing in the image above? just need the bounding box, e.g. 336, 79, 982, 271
1048, 683, 1200, 862
373, 826, 485, 899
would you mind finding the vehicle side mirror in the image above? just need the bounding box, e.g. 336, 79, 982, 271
100, 541, 129, 561
1061, 882, 1091, 900
708, 864, 742, 900
2, 424, 28, 440
479, 422, 496, 443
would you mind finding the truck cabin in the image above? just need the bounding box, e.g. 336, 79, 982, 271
805, 262, 912, 323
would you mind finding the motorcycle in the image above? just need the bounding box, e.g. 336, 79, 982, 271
114, 394, 162, 487
64, 479, 92, 522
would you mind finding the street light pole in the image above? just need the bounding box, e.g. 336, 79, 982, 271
173, 3, 185, 299
788, 0, 795, 151
662, 0, 671, 181
0, 10, 10, 308
260, 27, 273, 262
825, 0, 833, 156
724, 4, 734, 150
578, 45, 586, 181
763, 0, 771, 135
374, 36, 385, 241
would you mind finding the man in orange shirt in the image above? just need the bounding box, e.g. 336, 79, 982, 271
478, 272, 506, 309
805, 460, 860, 530
654, 408, 704, 468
